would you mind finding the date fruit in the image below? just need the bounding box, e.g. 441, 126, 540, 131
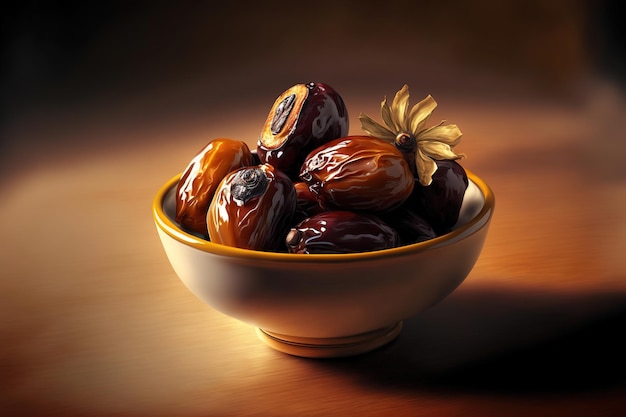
293, 181, 325, 224
176, 138, 254, 236
285, 211, 399, 254
257, 82, 349, 178
207, 164, 296, 251
379, 205, 437, 245
408, 159, 468, 234
299, 136, 415, 212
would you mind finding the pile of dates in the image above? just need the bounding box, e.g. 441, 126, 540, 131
175, 82, 468, 254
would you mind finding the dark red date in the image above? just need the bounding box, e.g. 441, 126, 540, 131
285, 211, 399, 254
257, 82, 349, 179
379, 204, 438, 245
407, 159, 468, 234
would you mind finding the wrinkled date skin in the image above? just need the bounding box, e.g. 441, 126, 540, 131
299, 136, 415, 212
176, 138, 254, 236
257, 82, 349, 179
408, 160, 469, 234
207, 164, 296, 252
286, 211, 399, 254
293, 181, 325, 224
379, 205, 438, 245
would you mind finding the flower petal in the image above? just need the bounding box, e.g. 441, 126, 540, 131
419, 140, 465, 160
391, 84, 410, 131
409, 94, 437, 136
380, 97, 395, 132
359, 113, 396, 142
415, 149, 438, 186
418, 123, 463, 146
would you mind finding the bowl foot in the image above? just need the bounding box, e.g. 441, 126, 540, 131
256, 322, 403, 358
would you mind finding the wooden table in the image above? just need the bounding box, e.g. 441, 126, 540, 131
2, 74, 625, 416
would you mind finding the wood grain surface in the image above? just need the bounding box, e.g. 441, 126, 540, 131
2, 73, 625, 416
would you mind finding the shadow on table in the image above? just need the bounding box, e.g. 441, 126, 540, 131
314, 283, 626, 394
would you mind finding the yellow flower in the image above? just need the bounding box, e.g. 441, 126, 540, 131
359, 85, 464, 186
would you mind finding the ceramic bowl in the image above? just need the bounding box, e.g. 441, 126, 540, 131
153, 171, 494, 358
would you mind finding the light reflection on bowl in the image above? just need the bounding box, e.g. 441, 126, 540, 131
153, 171, 494, 358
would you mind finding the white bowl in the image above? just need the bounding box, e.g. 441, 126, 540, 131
153, 171, 495, 358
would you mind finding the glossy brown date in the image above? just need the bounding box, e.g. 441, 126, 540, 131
286, 211, 399, 254
207, 164, 296, 252
257, 82, 349, 179
176, 138, 254, 236
299, 136, 415, 212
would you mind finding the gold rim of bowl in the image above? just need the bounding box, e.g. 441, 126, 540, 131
153, 170, 495, 263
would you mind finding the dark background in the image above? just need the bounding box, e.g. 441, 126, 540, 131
1, 0, 624, 179
2, 0, 624, 113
